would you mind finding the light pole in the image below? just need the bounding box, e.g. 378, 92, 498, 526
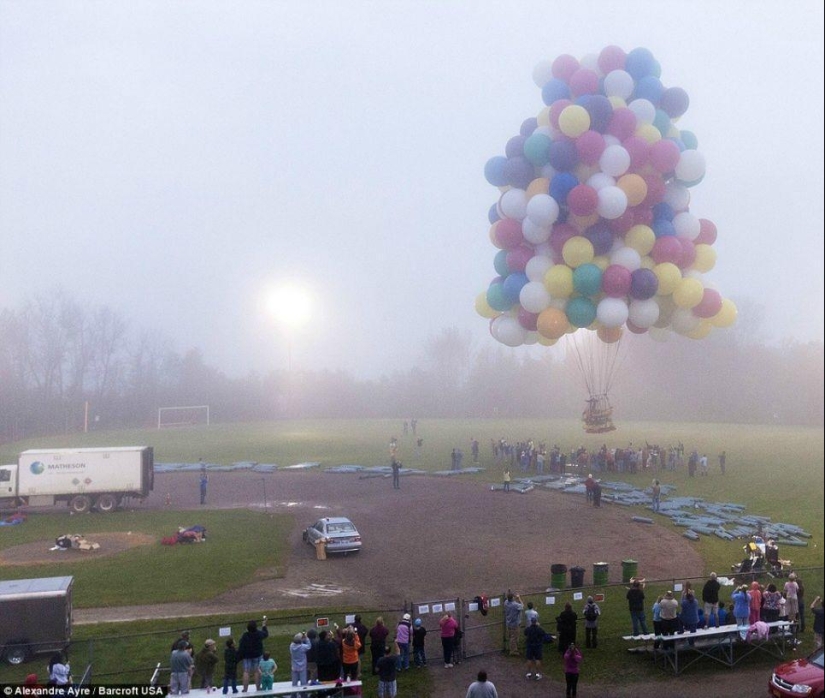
261, 478, 268, 512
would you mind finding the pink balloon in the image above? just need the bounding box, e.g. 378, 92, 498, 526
677, 237, 696, 269
550, 222, 578, 256
569, 68, 600, 97
567, 184, 599, 216
549, 99, 573, 130
622, 136, 650, 171
506, 244, 535, 273
602, 264, 633, 297
607, 108, 637, 141
598, 45, 627, 74
576, 130, 606, 165
608, 208, 637, 234
518, 307, 539, 331
693, 288, 723, 318
651, 236, 683, 265
641, 176, 666, 207
695, 218, 718, 245
496, 218, 524, 249
552, 54, 580, 82
626, 320, 648, 335
649, 139, 681, 173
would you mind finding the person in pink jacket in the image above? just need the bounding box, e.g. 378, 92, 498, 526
749, 581, 763, 624
439, 612, 459, 668
563, 642, 582, 698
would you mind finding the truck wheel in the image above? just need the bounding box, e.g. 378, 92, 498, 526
69, 495, 92, 514
96, 494, 118, 513
4, 643, 30, 665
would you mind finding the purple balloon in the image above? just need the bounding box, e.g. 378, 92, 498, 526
602, 264, 632, 297
488, 203, 501, 224
505, 135, 527, 159
548, 139, 579, 171
660, 87, 690, 119
584, 222, 614, 256
630, 267, 659, 300
503, 156, 535, 189
577, 94, 613, 133
520, 117, 539, 137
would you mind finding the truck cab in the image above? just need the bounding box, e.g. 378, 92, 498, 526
0, 464, 18, 506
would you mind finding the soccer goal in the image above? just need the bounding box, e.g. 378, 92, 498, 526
157, 405, 210, 429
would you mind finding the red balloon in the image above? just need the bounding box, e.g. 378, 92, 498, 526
507, 245, 534, 273
641, 175, 667, 207
567, 184, 599, 216
623, 136, 650, 171
496, 218, 524, 249
695, 218, 718, 245
626, 320, 648, 335
607, 108, 637, 141
576, 130, 606, 165
598, 45, 627, 74
677, 237, 696, 269
632, 206, 654, 226
518, 307, 539, 331
693, 288, 723, 318
552, 54, 579, 82
602, 264, 633, 297
550, 222, 578, 255
651, 236, 683, 265
569, 68, 600, 96
649, 139, 681, 173
608, 208, 637, 234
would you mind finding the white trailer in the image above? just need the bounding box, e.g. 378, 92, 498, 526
0, 446, 154, 513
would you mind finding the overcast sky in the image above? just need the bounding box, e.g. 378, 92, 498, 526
1, 1, 823, 378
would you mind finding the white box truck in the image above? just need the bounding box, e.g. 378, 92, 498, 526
0, 446, 154, 514
0, 576, 73, 665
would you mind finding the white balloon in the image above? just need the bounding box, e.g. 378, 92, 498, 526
493, 315, 528, 347
628, 298, 660, 328
579, 53, 600, 74
602, 134, 621, 147
599, 145, 631, 177
596, 185, 628, 219
532, 60, 555, 88
628, 98, 656, 124
675, 149, 706, 182
671, 308, 701, 335
522, 217, 551, 244
603, 69, 634, 100
596, 297, 629, 327
587, 172, 616, 191
525, 255, 553, 282
540, 163, 557, 179
648, 326, 671, 342
673, 212, 700, 240
526, 193, 560, 227
534, 126, 554, 138
663, 182, 691, 211
549, 298, 568, 310
610, 246, 642, 271
499, 188, 528, 220
534, 241, 553, 257
520, 281, 552, 314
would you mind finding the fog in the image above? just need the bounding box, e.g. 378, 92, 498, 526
1, 1, 823, 382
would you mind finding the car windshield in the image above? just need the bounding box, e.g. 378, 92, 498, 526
810, 647, 825, 669
327, 522, 356, 534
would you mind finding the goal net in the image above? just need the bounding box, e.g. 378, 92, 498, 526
157, 405, 210, 429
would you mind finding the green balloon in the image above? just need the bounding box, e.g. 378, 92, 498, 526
680, 130, 699, 150
487, 282, 513, 312
523, 133, 552, 167
573, 263, 603, 297
566, 296, 597, 328
494, 249, 509, 277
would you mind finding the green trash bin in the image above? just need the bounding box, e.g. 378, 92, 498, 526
593, 562, 609, 586
551, 563, 567, 589
621, 559, 638, 583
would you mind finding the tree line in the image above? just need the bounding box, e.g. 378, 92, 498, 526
0, 292, 821, 443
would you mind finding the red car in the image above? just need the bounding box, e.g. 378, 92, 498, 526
770, 647, 824, 697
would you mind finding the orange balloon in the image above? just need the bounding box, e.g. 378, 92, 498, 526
568, 211, 600, 231
536, 307, 569, 340
616, 174, 648, 207
526, 177, 551, 199
597, 326, 623, 344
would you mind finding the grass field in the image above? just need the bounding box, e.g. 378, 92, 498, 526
0, 419, 822, 694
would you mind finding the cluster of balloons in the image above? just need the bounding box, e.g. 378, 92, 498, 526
476, 46, 736, 349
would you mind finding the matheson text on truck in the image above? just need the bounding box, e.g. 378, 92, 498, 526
0, 446, 154, 513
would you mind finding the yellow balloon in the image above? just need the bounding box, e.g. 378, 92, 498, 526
667, 125, 680, 139
635, 123, 662, 144
624, 224, 655, 255
592, 255, 610, 271
537, 335, 558, 347
574, 163, 598, 182
568, 211, 600, 231
536, 307, 569, 339
544, 265, 574, 298
687, 320, 713, 339
692, 243, 717, 273
475, 292, 499, 319
710, 298, 737, 328
562, 236, 595, 268
653, 262, 681, 295
617, 174, 648, 207
526, 177, 551, 199
559, 104, 591, 138
673, 277, 705, 309
537, 105, 552, 128
640, 255, 655, 270
608, 96, 626, 110
653, 295, 676, 327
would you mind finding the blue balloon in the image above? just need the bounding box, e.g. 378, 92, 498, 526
547, 139, 578, 171
668, 137, 687, 152
541, 78, 571, 106
520, 117, 538, 137
488, 203, 501, 224
484, 156, 509, 187
630, 268, 659, 300
505, 135, 527, 159
652, 202, 674, 220
576, 94, 612, 133
652, 218, 676, 238
625, 47, 657, 81
566, 296, 597, 328
494, 249, 509, 277
502, 272, 529, 305
487, 281, 513, 312
503, 156, 535, 189
550, 172, 579, 204
584, 222, 614, 256
634, 76, 664, 105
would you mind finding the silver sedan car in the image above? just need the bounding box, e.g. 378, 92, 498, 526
303, 516, 362, 554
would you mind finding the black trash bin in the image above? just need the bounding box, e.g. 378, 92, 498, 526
570, 566, 585, 588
